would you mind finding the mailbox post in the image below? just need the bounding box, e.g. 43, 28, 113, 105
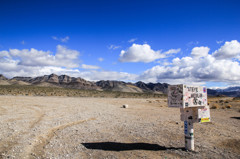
168, 84, 211, 151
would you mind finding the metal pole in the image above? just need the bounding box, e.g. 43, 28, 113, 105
184, 120, 194, 151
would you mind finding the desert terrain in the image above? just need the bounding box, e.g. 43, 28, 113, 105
0, 95, 239, 159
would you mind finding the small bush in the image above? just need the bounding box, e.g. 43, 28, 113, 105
211, 103, 220, 109
233, 97, 240, 101
224, 100, 229, 103
226, 104, 232, 109
219, 100, 224, 103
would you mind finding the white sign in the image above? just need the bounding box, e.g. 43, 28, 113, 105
168, 85, 207, 108
198, 106, 211, 123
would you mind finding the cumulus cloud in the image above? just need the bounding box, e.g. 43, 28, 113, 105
0, 45, 80, 78
52, 36, 70, 43
213, 40, 240, 59
191, 46, 210, 58
119, 44, 181, 63
139, 40, 240, 85
81, 64, 100, 70
119, 44, 166, 63
2, 45, 79, 68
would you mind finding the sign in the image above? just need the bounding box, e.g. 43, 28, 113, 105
168, 85, 183, 107
198, 106, 211, 123
168, 85, 207, 108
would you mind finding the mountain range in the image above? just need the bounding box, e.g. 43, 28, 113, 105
0, 74, 168, 94
0, 74, 239, 97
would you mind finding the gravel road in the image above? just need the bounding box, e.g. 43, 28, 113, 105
0, 96, 239, 159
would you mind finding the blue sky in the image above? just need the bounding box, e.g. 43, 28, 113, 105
0, 0, 240, 88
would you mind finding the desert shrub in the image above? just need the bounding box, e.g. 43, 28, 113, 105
224, 100, 230, 103
219, 100, 224, 103
226, 104, 232, 109
211, 103, 220, 109
233, 97, 240, 101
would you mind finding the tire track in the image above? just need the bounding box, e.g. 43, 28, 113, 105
26, 118, 96, 159
0, 106, 7, 115
0, 105, 45, 157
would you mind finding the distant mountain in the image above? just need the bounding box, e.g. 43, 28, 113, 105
2, 73, 240, 96
135, 81, 168, 94
12, 74, 99, 90
0, 74, 8, 80
207, 87, 240, 97
215, 86, 240, 92
96, 80, 143, 93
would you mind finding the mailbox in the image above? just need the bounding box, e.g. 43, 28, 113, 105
180, 106, 211, 123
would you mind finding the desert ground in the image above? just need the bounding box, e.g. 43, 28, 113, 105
0, 95, 239, 159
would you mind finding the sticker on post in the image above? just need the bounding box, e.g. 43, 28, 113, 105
200, 117, 210, 123
184, 121, 188, 134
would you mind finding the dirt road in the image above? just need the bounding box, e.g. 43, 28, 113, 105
0, 96, 239, 159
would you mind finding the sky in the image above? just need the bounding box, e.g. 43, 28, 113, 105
0, 0, 240, 88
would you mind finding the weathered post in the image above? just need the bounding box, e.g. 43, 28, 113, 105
168, 85, 211, 151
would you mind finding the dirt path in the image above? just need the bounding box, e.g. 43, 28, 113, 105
0, 96, 239, 159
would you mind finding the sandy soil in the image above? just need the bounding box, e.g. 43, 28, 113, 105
0, 96, 239, 159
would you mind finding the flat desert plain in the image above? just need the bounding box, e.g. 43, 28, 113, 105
0, 96, 239, 159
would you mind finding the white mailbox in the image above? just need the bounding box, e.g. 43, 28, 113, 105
180, 106, 211, 123
167, 84, 210, 151
168, 84, 207, 108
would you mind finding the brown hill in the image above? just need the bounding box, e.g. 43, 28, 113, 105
96, 80, 143, 93
13, 74, 100, 90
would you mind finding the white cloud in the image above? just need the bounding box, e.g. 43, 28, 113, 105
139, 41, 240, 85
0, 50, 10, 58
108, 45, 121, 50
119, 44, 181, 63
128, 38, 137, 43
21, 40, 25, 45
0, 45, 79, 68
119, 44, 166, 63
164, 48, 181, 54
98, 57, 104, 62
213, 40, 240, 59
79, 70, 137, 82
81, 64, 100, 70
187, 41, 199, 47
52, 36, 70, 43
216, 40, 224, 44
191, 46, 210, 58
